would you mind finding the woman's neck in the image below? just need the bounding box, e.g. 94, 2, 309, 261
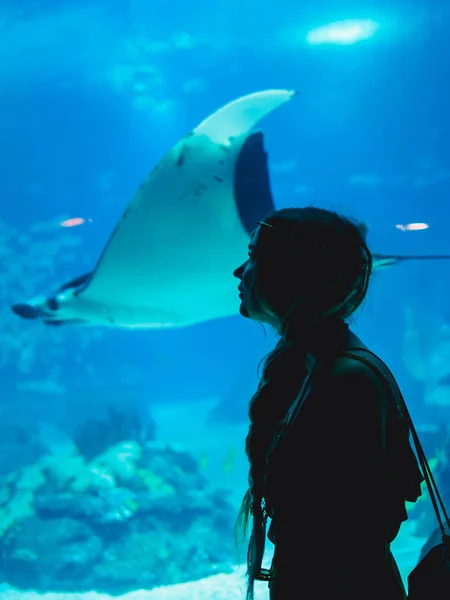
284, 315, 348, 357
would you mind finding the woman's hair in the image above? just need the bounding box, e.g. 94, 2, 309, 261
234, 207, 373, 600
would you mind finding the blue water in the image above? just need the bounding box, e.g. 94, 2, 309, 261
1, 1, 449, 598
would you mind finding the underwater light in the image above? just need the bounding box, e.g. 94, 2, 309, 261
396, 223, 429, 232
306, 19, 380, 45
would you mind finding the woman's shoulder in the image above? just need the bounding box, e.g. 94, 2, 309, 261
321, 351, 388, 403
327, 351, 382, 378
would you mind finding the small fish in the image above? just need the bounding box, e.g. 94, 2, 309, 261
199, 452, 208, 470
60, 217, 92, 228
198, 448, 238, 473
223, 448, 237, 473
395, 222, 429, 232
124, 498, 139, 512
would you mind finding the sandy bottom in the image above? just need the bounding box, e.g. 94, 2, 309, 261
0, 533, 425, 600
0, 513, 427, 600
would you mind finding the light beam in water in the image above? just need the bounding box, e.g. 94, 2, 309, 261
306, 19, 380, 45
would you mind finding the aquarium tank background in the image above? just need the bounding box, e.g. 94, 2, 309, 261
1, 0, 449, 598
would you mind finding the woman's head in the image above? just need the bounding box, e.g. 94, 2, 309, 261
233, 207, 372, 334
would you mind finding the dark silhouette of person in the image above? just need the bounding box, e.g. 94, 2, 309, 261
233, 207, 424, 600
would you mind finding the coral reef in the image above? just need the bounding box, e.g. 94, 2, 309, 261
0, 438, 236, 593
73, 407, 157, 460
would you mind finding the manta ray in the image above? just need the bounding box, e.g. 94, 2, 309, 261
11, 89, 450, 329
12, 89, 295, 328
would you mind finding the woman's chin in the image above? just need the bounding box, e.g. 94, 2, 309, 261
239, 301, 249, 317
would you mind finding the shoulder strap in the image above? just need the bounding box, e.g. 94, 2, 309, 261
284, 352, 317, 426
269, 352, 318, 450
343, 346, 450, 541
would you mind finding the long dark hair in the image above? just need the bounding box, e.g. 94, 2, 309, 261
234, 207, 373, 599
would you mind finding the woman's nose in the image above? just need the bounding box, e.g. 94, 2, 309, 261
233, 263, 244, 279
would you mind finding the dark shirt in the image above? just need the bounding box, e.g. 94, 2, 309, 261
265, 326, 412, 599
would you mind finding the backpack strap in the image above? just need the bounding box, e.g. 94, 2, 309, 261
343, 346, 450, 540
267, 352, 318, 454
284, 351, 317, 426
